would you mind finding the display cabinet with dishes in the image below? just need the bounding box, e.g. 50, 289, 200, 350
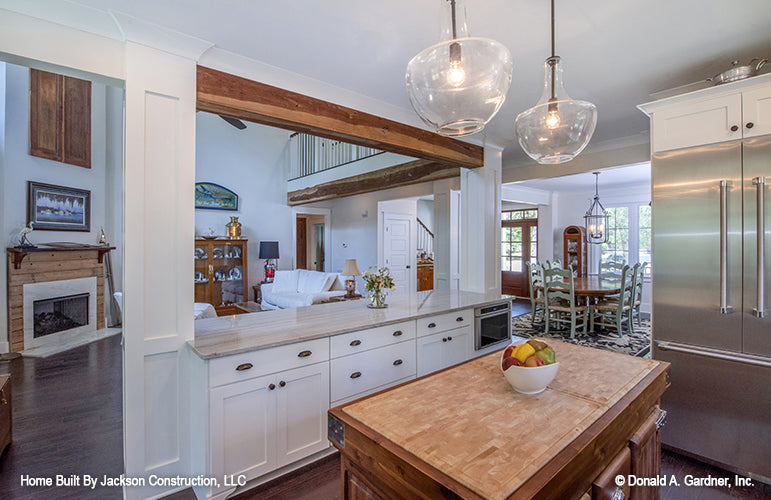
194, 238, 248, 316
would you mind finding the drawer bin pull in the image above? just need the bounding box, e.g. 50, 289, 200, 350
392, 330, 403, 336
456, 317, 464, 322
447, 336, 453, 341
279, 381, 286, 387
442, 338, 447, 342
268, 383, 276, 391
350, 372, 362, 379
393, 359, 403, 366
298, 350, 312, 358
349, 340, 362, 346
236, 363, 253, 371
428, 322, 437, 328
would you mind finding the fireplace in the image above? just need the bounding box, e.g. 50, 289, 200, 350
33, 293, 90, 338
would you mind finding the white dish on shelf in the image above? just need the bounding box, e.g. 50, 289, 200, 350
229, 266, 242, 280
228, 246, 242, 259
213, 248, 225, 259
214, 269, 227, 281
194, 271, 207, 283
195, 248, 207, 260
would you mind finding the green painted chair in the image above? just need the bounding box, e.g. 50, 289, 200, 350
591, 264, 634, 338
599, 260, 626, 281
525, 261, 545, 326
543, 266, 588, 339
545, 259, 562, 270
630, 262, 648, 328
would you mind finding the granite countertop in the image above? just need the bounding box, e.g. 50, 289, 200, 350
190, 289, 509, 359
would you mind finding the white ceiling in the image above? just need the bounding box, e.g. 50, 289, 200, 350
35, 0, 771, 163
512, 162, 651, 192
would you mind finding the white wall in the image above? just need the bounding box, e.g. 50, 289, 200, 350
0, 62, 123, 349
195, 113, 293, 286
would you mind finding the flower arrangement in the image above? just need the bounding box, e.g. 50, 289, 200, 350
362, 267, 396, 308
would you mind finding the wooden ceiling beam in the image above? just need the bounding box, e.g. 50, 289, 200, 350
197, 66, 484, 169
287, 159, 459, 206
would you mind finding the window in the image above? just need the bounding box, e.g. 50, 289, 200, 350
501, 209, 538, 273
598, 203, 652, 278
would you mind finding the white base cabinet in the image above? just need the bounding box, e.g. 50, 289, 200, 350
416, 309, 473, 378
208, 362, 329, 498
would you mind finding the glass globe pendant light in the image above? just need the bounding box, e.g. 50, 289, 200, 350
584, 172, 609, 244
514, 0, 597, 163
406, 0, 513, 137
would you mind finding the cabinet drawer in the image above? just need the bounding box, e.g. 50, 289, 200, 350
330, 321, 416, 359
417, 309, 472, 337
330, 341, 416, 402
209, 338, 329, 388
592, 446, 631, 500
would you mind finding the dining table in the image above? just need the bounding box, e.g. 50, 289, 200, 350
538, 275, 622, 333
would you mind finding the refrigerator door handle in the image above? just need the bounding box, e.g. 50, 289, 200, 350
719, 180, 733, 313
753, 176, 766, 318
655, 341, 771, 368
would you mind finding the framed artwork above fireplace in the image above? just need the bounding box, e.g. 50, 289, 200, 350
27, 181, 91, 231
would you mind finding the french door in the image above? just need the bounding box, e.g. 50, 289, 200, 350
501, 209, 538, 297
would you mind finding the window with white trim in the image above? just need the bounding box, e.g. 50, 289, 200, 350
599, 203, 652, 277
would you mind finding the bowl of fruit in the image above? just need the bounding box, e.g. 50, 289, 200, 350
500, 339, 559, 395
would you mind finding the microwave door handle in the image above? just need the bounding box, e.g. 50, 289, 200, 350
753, 176, 766, 318
720, 180, 733, 314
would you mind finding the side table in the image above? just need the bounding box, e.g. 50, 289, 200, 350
252, 281, 267, 303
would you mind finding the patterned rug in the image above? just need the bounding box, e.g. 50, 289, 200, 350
512, 312, 651, 358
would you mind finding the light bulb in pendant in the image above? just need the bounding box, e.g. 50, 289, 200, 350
446, 42, 465, 87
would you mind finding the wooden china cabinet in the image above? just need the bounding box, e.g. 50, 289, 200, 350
194, 238, 248, 316
563, 226, 587, 277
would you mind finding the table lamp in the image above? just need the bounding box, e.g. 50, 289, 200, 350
341, 259, 361, 298
259, 241, 279, 283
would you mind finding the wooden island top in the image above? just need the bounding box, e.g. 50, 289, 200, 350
329, 341, 669, 500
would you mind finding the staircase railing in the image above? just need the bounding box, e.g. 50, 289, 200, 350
417, 217, 434, 257
289, 132, 383, 180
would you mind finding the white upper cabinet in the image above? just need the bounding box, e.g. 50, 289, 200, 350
639, 74, 771, 153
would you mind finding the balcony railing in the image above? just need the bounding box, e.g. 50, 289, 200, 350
289, 133, 383, 180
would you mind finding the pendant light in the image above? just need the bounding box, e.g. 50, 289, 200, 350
584, 172, 609, 244
406, 0, 513, 137
514, 0, 597, 163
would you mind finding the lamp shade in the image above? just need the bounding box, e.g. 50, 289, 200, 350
342, 259, 361, 277
258, 241, 279, 259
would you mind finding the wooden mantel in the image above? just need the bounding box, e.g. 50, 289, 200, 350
6, 245, 113, 352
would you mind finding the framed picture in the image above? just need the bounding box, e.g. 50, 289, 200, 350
195, 182, 239, 211
27, 181, 91, 232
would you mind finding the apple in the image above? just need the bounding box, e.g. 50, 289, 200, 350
524, 355, 546, 367
502, 356, 522, 371
503, 345, 516, 358
534, 347, 556, 365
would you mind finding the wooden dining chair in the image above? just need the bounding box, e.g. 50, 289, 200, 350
591, 264, 634, 337
631, 262, 648, 328
525, 261, 545, 326
599, 260, 626, 281
543, 267, 588, 338
545, 259, 562, 270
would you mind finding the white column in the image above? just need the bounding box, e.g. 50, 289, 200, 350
460, 145, 502, 294
121, 38, 202, 499
432, 178, 452, 291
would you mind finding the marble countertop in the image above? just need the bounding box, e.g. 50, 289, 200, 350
190, 289, 510, 359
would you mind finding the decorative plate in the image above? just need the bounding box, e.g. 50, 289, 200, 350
195, 248, 207, 260
213, 248, 225, 259
229, 246, 242, 259
229, 266, 242, 280
194, 271, 206, 282
214, 269, 227, 281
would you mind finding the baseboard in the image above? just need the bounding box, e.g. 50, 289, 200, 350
0, 341, 9, 354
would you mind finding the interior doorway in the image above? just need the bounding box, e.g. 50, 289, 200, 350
293, 209, 331, 271
501, 208, 538, 297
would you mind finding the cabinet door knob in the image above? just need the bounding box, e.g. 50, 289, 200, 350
279, 381, 286, 387
392, 330, 402, 336
447, 336, 453, 341
428, 322, 437, 328
349, 340, 361, 346
350, 372, 362, 379
236, 363, 253, 371
393, 359, 403, 366
747, 122, 755, 129
731, 125, 739, 132
298, 350, 312, 358
268, 383, 276, 390
442, 337, 447, 342
456, 317, 464, 322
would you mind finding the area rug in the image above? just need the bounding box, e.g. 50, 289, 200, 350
512, 313, 651, 358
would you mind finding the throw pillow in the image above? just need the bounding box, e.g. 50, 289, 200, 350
272, 270, 299, 293
298, 270, 329, 294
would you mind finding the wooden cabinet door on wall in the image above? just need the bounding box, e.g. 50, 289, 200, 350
29, 69, 91, 168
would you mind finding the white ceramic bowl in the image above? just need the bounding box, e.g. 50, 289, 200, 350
500, 348, 559, 395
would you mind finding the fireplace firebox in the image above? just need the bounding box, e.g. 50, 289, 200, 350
33, 293, 90, 338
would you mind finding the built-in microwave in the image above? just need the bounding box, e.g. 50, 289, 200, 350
474, 301, 511, 350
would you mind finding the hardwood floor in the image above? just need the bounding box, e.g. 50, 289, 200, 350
0, 335, 123, 499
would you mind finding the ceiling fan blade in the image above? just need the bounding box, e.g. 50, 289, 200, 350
219, 115, 247, 130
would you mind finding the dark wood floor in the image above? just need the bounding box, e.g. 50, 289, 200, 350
0, 335, 123, 499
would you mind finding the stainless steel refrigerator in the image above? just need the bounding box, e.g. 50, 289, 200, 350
652, 135, 771, 482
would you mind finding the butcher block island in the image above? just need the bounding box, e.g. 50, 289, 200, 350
329, 342, 669, 500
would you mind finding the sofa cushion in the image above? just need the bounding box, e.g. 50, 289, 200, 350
298, 269, 330, 294
262, 291, 313, 309
272, 270, 299, 293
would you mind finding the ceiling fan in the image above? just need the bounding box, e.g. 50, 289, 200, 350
219, 115, 247, 130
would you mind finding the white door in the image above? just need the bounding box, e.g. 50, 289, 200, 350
384, 215, 414, 293
416, 333, 445, 377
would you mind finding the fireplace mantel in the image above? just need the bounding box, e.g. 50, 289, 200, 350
6, 245, 112, 352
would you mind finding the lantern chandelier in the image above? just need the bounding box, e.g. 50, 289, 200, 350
406, 0, 513, 137
584, 172, 609, 244
514, 0, 597, 164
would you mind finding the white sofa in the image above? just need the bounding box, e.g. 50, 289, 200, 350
261, 269, 346, 310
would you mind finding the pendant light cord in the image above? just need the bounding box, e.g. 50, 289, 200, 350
550, 0, 556, 101
450, 0, 458, 39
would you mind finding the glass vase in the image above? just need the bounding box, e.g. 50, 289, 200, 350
368, 289, 388, 309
